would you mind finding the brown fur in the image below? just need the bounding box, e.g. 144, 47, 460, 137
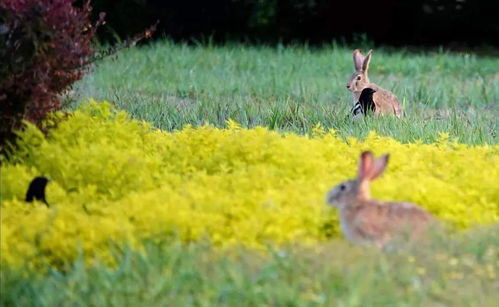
347, 49, 402, 117
325, 151, 435, 248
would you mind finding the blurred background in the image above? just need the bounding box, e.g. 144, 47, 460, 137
92, 0, 498, 47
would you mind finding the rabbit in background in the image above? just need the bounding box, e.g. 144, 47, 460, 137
325, 151, 435, 249
347, 49, 403, 118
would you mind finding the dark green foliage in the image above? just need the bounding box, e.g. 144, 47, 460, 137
90, 0, 498, 46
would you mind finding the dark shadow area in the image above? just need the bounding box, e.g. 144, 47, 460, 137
91, 0, 498, 48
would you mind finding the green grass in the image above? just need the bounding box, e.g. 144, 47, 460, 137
2, 226, 499, 306
5, 42, 498, 305
71, 41, 498, 144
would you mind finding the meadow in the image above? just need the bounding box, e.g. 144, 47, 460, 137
72, 41, 498, 144
1, 41, 498, 306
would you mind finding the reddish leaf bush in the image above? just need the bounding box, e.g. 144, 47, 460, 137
0, 0, 104, 148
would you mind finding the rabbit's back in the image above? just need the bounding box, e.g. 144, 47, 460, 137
340, 200, 433, 247
360, 84, 402, 117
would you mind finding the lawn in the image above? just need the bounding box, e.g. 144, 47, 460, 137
2, 42, 498, 306
72, 41, 498, 144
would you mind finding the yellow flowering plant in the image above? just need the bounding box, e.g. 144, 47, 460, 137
1, 101, 498, 269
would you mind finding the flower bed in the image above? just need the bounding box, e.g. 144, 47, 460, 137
1, 101, 498, 269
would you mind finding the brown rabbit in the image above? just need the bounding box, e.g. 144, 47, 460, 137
347, 49, 402, 118
325, 151, 434, 249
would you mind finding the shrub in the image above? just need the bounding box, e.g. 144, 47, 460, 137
0, 0, 103, 149
1, 101, 498, 269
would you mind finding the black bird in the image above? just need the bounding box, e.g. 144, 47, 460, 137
25, 176, 50, 207
352, 88, 377, 117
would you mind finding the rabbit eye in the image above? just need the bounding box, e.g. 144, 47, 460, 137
340, 184, 346, 191
356, 76, 361, 80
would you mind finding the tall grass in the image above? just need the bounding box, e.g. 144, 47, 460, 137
72, 41, 498, 144
2, 225, 498, 306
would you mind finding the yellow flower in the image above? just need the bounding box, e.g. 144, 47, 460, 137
1, 100, 498, 269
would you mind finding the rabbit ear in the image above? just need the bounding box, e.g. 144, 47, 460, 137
358, 151, 373, 181
366, 153, 389, 181
353, 49, 364, 72
362, 49, 372, 73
